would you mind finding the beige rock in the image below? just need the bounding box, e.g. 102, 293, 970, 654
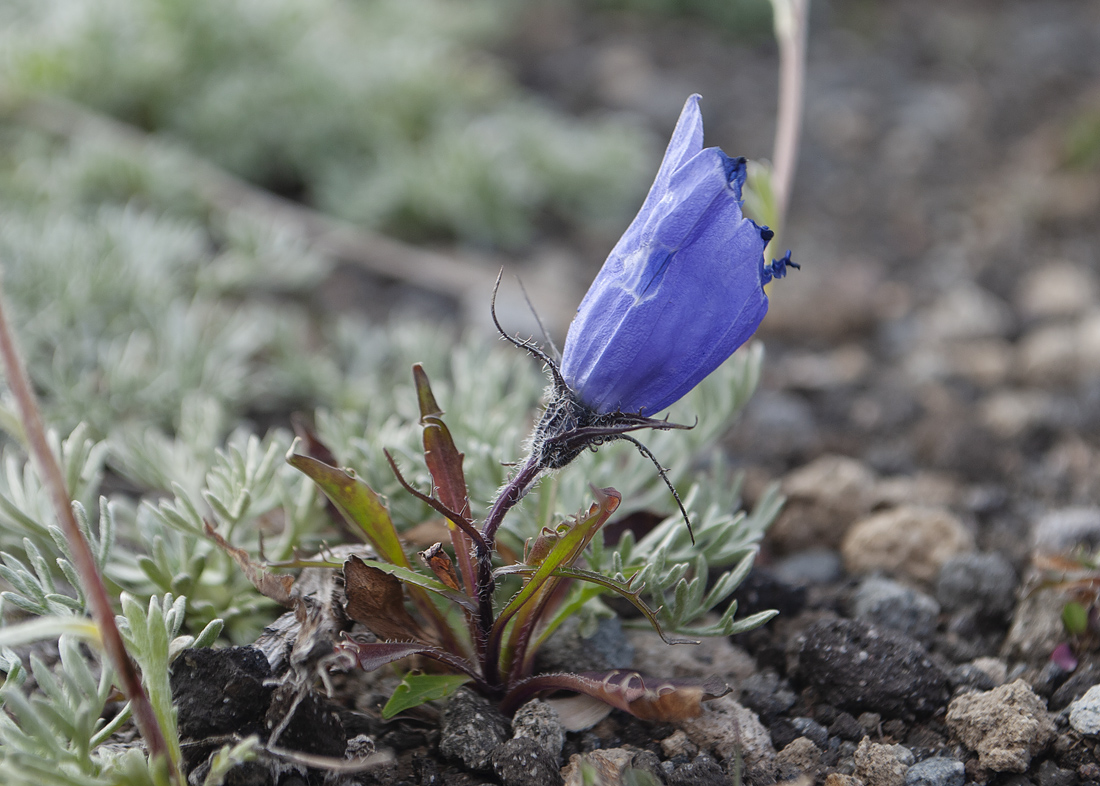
778, 344, 871, 390
776, 737, 823, 780
1076, 310, 1100, 375
1001, 584, 1067, 664
1017, 262, 1098, 319
1016, 323, 1080, 385
944, 338, 1013, 387
869, 471, 960, 509
921, 284, 1013, 342
853, 738, 914, 786
679, 695, 776, 775
771, 455, 878, 553
561, 748, 635, 786
842, 506, 974, 583
825, 774, 865, 786
979, 390, 1056, 439
945, 679, 1056, 772
660, 729, 697, 759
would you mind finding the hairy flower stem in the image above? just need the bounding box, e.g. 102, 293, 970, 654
0, 283, 177, 780
477, 453, 543, 688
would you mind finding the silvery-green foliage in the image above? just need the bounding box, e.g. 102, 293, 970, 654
1, 0, 653, 248
0, 606, 222, 786
584, 471, 783, 636
0, 203, 337, 437
115, 593, 224, 770
129, 428, 327, 639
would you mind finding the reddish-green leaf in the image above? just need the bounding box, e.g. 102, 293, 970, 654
338, 636, 482, 686
287, 446, 408, 568
413, 364, 476, 595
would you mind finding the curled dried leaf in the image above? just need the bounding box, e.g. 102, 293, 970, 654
418, 543, 461, 592
503, 669, 729, 721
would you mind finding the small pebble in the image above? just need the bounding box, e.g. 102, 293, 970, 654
510, 699, 564, 763
492, 738, 562, 786
1037, 759, 1077, 786
773, 547, 845, 586
790, 716, 830, 749
666, 752, 728, 786
798, 618, 949, 718
438, 689, 510, 772
1050, 663, 1100, 711
935, 552, 1018, 618
1031, 507, 1100, 553
1068, 684, 1100, 736
853, 738, 914, 786
776, 737, 823, 780
843, 506, 974, 583
945, 679, 1056, 772
851, 576, 941, 641
904, 757, 965, 786
771, 454, 877, 553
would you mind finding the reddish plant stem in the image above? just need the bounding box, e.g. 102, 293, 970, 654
477, 453, 543, 689
0, 283, 175, 776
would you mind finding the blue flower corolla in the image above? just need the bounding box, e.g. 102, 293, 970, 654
560, 94, 794, 416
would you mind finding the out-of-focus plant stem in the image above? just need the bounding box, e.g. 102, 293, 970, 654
0, 278, 178, 783
769, 0, 809, 255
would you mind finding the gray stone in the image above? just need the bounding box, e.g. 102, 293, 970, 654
921, 284, 1013, 343
666, 752, 728, 786
904, 757, 965, 786
534, 615, 633, 674
797, 618, 949, 718
679, 694, 776, 775
1050, 662, 1100, 710
935, 552, 1018, 618
1037, 759, 1077, 786
789, 716, 830, 749
492, 737, 562, 786
851, 576, 941, 641
439, 689, 510, 772
773, 548, 845, 586
1032, 507, 1100, 553
510, 699, 564, 763
1068, 684, 1100, 736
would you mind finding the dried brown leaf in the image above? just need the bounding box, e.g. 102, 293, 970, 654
343, 555, 428, 643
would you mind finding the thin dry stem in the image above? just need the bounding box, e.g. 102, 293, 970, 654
771, 0, 810, 242
0, 280, 176, 779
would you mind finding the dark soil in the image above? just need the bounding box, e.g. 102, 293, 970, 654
178, 1, 1100, 784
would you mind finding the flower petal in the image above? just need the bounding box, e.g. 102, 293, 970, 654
560, 95, 779, 415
